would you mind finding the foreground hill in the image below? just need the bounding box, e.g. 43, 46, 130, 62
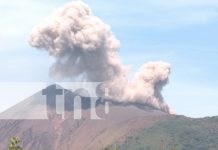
119, 116, 218, 150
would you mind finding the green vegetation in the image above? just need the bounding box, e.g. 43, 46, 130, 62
119, 116, 218, 150
7, 116, 218, 150
103, 146, 120, 150
8, 137, 22, 150
103, 143, 180, 150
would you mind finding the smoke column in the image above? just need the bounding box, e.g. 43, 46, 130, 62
29, 1, 171, 113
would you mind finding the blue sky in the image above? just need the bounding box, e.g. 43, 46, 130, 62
0, 0, 218, 117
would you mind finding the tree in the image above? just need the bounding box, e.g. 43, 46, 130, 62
8, 137, 23, 150
104, 145, 119, 150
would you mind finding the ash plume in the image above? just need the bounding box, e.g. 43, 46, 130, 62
29, 1, 171, 113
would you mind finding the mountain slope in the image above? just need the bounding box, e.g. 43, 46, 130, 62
1, 85, 217, 150
119, 116, 218, 150
0, 85, 169, 150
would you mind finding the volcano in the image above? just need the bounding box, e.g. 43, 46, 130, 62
0, 85, 169, 150
0, 85, 218, 150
